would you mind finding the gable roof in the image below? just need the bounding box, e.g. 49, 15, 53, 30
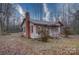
21, 18, 63, 27
30, 20, 61, 27
21, 18, 26, 27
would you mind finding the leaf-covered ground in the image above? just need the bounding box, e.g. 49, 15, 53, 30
0, 33, 79, 55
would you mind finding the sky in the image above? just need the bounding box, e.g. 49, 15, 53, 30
17, 3, 79, 23
19, 3, 58, 20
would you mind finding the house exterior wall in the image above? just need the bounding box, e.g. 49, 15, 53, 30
23, 22, 61, 38
22, 22, 26, 32
30, 23, 61, 38
49, 27, 60, 38
30, 23, 39, 38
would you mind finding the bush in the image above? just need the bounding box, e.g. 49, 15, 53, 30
39, 27, 49, 42
63, 26, 73, 37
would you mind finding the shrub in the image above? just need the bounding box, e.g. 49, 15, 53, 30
39, 27, 49, 42
63, 26, 72, 37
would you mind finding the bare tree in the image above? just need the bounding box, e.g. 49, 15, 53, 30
0, 3, 19, 34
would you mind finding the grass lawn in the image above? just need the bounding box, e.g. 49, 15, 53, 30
0, 33, 79, 55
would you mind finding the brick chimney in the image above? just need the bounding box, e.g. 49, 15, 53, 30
26, 12, 30, 38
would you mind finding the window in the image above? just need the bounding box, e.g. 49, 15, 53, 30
31, 25, 33, 33
52, 27, 58, 32
36, 26, 41, 34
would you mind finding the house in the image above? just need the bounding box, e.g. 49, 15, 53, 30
21, 12, 63, 39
